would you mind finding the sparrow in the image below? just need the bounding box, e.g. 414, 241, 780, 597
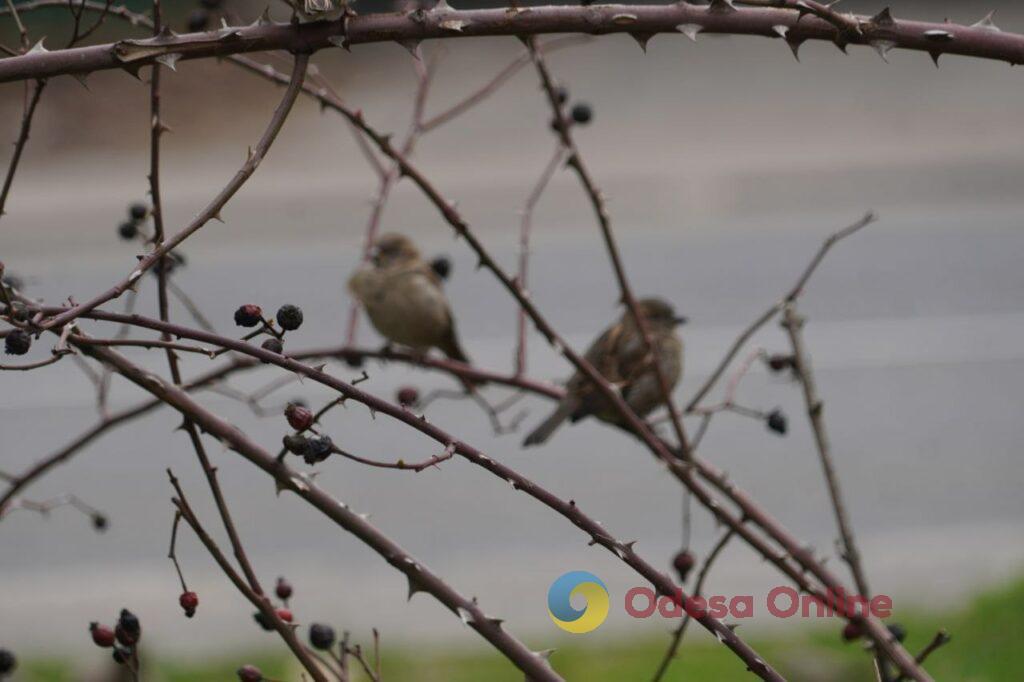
523, 298, 686, 446
348, 233, 474, 368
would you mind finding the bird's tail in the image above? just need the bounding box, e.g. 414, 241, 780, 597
522, 401, 575, 447
439, 327, 481, 391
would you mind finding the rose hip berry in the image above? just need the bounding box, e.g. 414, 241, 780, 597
276, 304, 304, 331
396, 386, 419, 407
276, 608, 293, 623
237, 664, 263, 682
302, 435, 333, 465
842, 621, 863, 641
672, 549, 696, 582
4, 330, 31, 356
285, 403, 314, 431
90, 622, 116, 648
275, 577, 293, 601
234, 304, 263, 328
179, 591, 199, 617
309, 623, 336, 650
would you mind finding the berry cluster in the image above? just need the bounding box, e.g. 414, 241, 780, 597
251, 576, 296, 631
89, 608, 141, 670
233, 302, 304, 356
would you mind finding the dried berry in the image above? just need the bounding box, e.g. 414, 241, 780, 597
396, 386, 419, 407
430, 255, 452, 280
116, 609, 141, 645
841, 621, 863, 642
275, 577, 293, 601
0, 649, 16, 675
888, 623, 907, 642
283, 434, 309, 456
118, 220, 139, 240
766, 353, 796, 373
187, 8, 209, 32
112, 647, 128, 664
261, 337, 284, 354
671, 549, 696, 582
92, 514, 109, 532
276, 304, 303, 331
766, 409, 788, 435
285, 403, 314, 431
302, 435, 333, 465
128, 203, 148, 221
309, 623, 336, 650
90, 622, 116, 648
276, 608, 293, 623
237, 664, 263, 682
234, 304, 263, 328
343, 353, 364, 369
571, 102, 593, 125
179, 591, 199, 616
253, 611, 274, 631
4, 330, 31, 356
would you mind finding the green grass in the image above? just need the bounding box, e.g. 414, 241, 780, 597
16, 577, 1024, 681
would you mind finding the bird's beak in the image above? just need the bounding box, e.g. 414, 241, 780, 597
673, 315, 688, 327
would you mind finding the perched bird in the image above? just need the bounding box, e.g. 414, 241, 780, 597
348, 233, 473, 367
523, 298, 685, 446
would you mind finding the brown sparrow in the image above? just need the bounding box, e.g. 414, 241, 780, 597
523, 298, 685, 446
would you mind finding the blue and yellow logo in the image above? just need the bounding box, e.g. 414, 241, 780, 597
547, 571, 610, 634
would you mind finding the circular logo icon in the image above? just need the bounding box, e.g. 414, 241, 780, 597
547, 570, 610, 634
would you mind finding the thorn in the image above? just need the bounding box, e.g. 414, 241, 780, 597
708, 0, 736, 14
327, 35, 350, 50
869, 8, 895, 27
533, 648, 556, 661
154, 52, 182, 71
27, 38, 48, 55
157, 25, 176, 40
972, 11, 1001, 32
630, 32, 653, 52
397, 39, 422, 58
929, 50, 942, 67
771, 25, 789, 39
786, 39, 804, 61
71, 72, 90, 89
869, 39, 896, 62
676, 24, 702, 42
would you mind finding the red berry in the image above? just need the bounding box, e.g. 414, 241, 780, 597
237, 664, 264, 682
275, 577, 293, 601
179, 591, 199, 612
234, 304, 263, 328
842, 621, 863, 642
396, 386, 419, 407
89, 622, 116, 648
672, 550, 696, 582
276, 608, 293, 623
285, 403, 314, 431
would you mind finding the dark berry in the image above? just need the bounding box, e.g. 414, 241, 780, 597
237, 664, 263, 682
554, 85, 569, 105
187, 8, 210, 31
116, 609, 141, 645
275, 577, 293, 601
253, 611, 274, 631
261, 337, 284, 354
309, 623, 336, 650
128, 203, 148, 221
570, 102, 593, 125
5, 330, 31, 356
179, 591, 199, 615
285, 403, 314, 431
118, 220, 139, 240
766, 354, 796, 372
888, 623, 907, 642
302, 435, 333, 465
234, 304, 263, 328
276, 304, 303, 331
90, 622, 116, 648
276, 608, 293, 623
0, 649, 16, 675
343, 353, 364, 369
672, 550, 696, 582
92, 514, 108, 532
112, 647, 128, 664
842, 621, 863, 642
430, 255, 452, 280
766, 409, 788, 435
396, 386, 419, 407
283, 434, 309, 456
